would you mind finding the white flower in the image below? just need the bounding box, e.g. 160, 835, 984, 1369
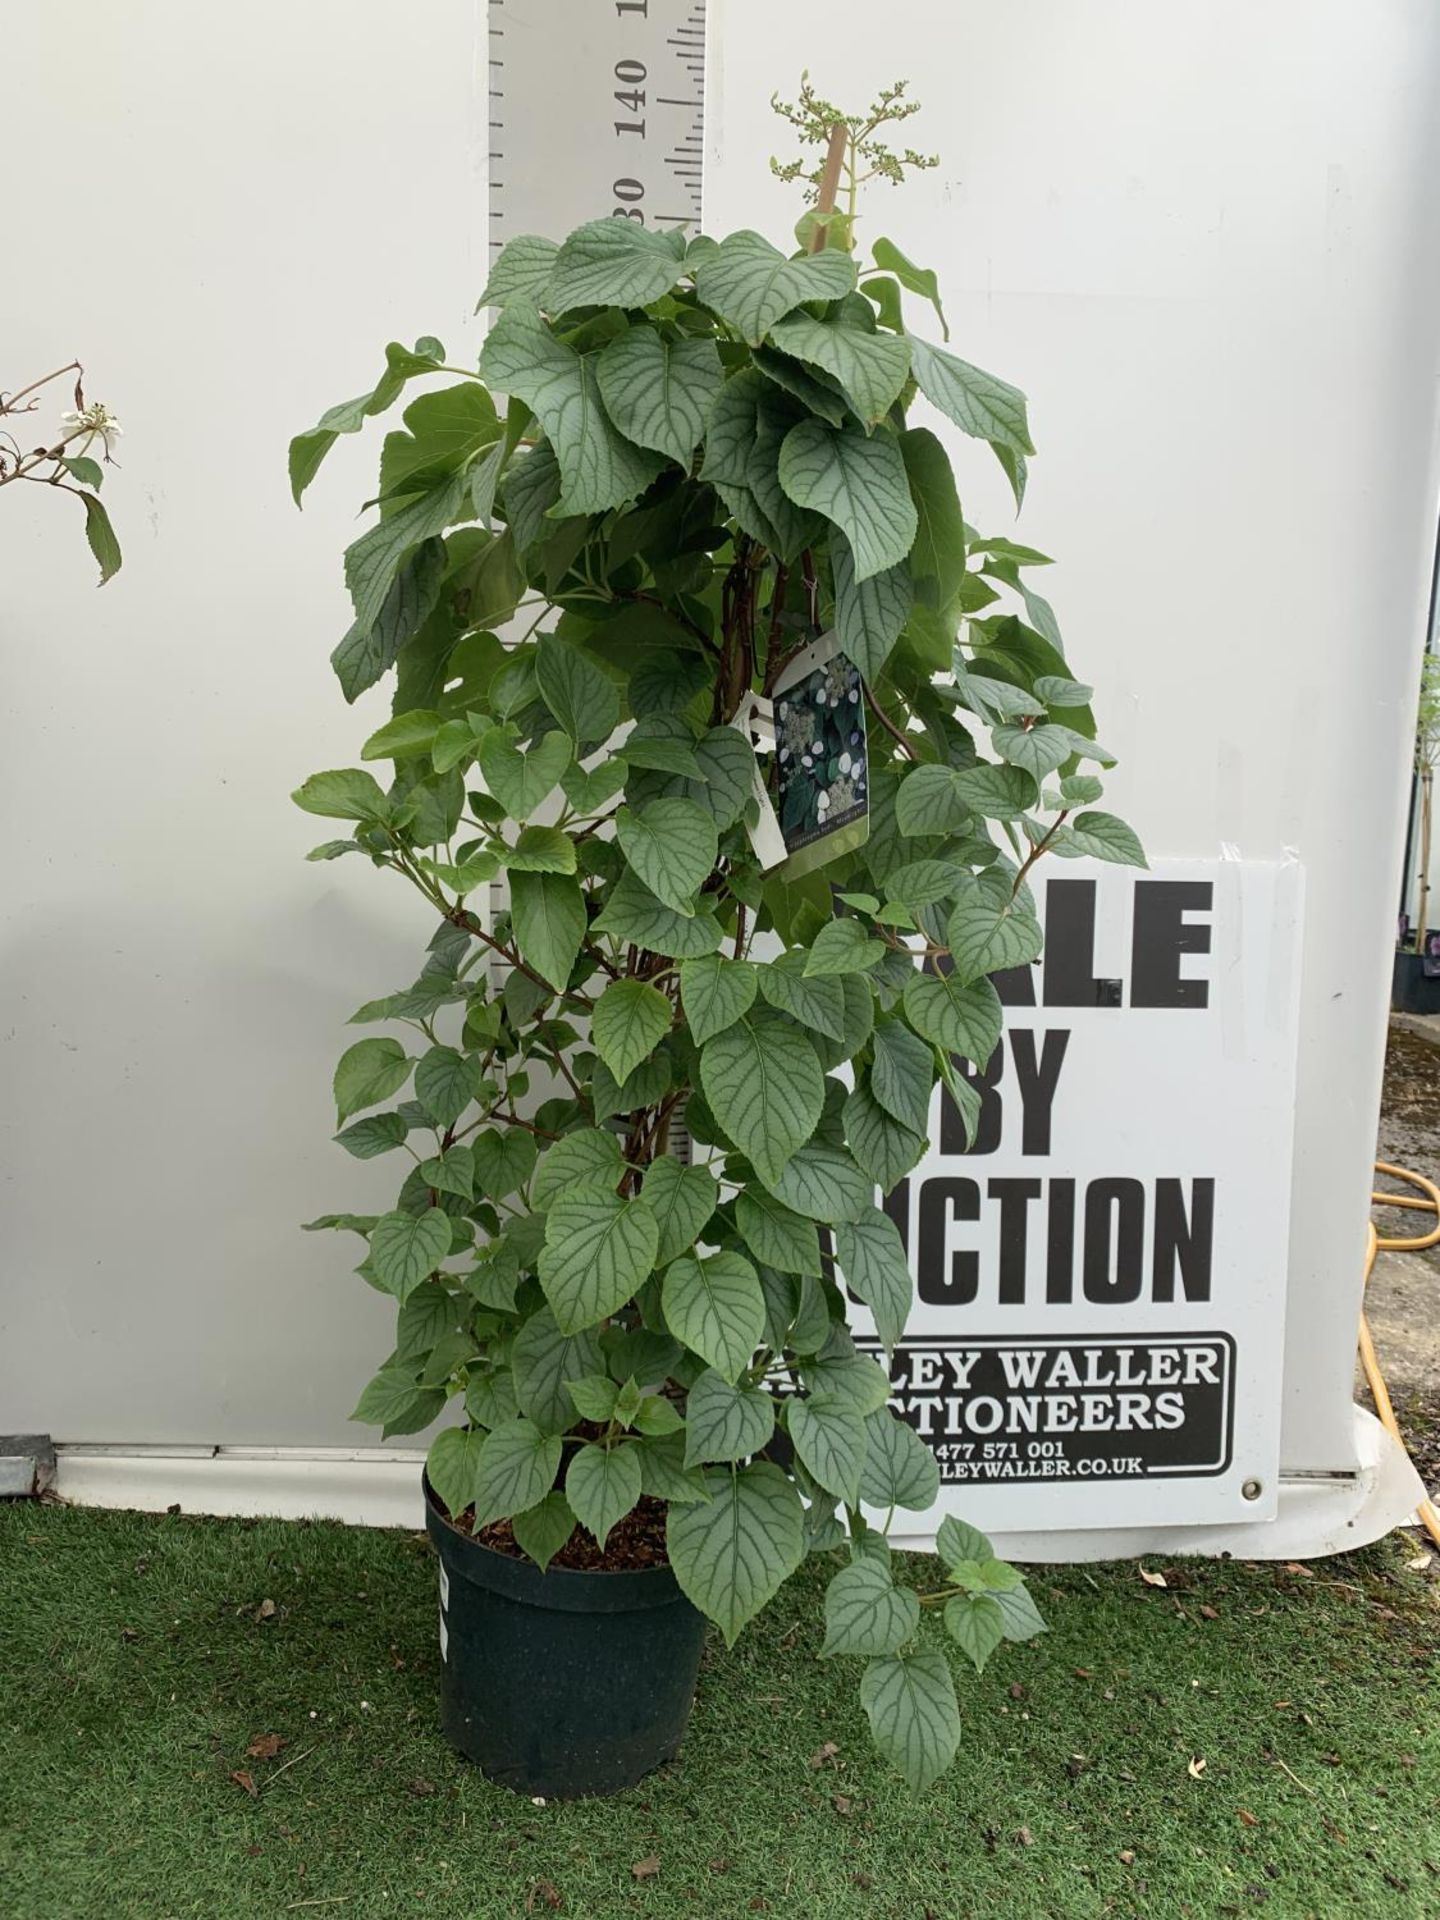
61, 402, 123, 456
838, 751, 852, 773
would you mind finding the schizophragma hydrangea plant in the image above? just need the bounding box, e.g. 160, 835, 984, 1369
291, 83, 1143, 1792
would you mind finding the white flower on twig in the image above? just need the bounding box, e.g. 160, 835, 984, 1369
61, 401, 123, 457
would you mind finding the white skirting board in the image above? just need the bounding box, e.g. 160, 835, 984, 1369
52, 1408, 1425, 1562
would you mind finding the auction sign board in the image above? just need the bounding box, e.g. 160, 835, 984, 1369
852, 858, 1303, 1537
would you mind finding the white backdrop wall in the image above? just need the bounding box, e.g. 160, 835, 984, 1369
4, 3, 1439, 1492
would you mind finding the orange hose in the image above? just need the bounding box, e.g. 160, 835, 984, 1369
1363, 1160, 1440, 1549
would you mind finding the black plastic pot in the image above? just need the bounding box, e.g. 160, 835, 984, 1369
1392, 949, 1440, 1015
423, 1477, 706, 1799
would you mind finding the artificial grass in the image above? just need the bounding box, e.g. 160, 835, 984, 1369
0, 1503, 1435, 1919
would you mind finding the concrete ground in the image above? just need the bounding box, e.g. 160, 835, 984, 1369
1367, 1016, 1440, 1497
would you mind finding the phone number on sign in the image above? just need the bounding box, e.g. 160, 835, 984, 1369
931, 1438, 1146, 1481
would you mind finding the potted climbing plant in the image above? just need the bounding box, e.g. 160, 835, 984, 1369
292, 78, 1143, 1799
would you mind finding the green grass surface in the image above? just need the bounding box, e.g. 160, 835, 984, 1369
0, 1503, 1435, 1919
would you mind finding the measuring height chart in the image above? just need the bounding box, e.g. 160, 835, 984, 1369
487, 0, 705, 263
857, 859, 1303, 1536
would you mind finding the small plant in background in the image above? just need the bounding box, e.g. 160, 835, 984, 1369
0, 361, 123, 582
291, 80, 1143, 1792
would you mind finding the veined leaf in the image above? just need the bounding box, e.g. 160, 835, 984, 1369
479, 304, 663, 516
844, 1076, 926, 1195
804, 918, 886, 976
509, 870, 586, 992
859, 1650, 961, 1792
531, 1128, 622, 1208
511, 1309, 606, 1434
289, 337, 445, 504
692, 229, 856, 345
414, 1045, 483, 1127
767, 313, 911, 426
642, 1157, 718, 1266
511, 1490, 576, 1571
872, 237, 949, 338
735, 1187, 821, 1277
945, 897, 1043, 986
870, 1018, 937, 1135
777, 419, 916, 583
789, 1393, 867, 1504
616, 798, 718, 915
370, 1208, 452, 1301
1065, 811, 1147, 868
476, 726, 571, 819
859, 1408, 940, 1511
565, 1440, 643, 1549
944, 1592, 1007, 1672
900, 427, 967, 612
902, 968, 1003, 1065
683, 1369, 776, 1467
536, 632, 621, 749
477, 233, 560, 308
333, 1037, 411, 1124
344, 470, 468, 634
592, 978, 673, 1083
909, 335, 1034, 456
593, 868, 725, 959
679, 953, 758, 1046
472, 1417, 563, 1528
666, 1461, 805, 1644
822, 1556, 921, 1657
832, 533, 912, 683
543, 217, 684, 311
539, 1189, 659, 1333
834, 1208, 914, 1355
762, 1141, 872, 1224
699, 1012, 823, 1185
426, 1426, 484, 1518
663, 1249, 765, 1383
596, 326, 724, 467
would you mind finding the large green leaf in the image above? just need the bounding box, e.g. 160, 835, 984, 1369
332, 538, 446, 704
500, 825, 576, 874
414, 1045, 483, 1127
615, 798, 718, 915
592, 978, 673, 1083
1064, 810, 1147, 867
901, 969, 1002, 1065
565, 1440, 643, 1549
511, 1490, 576, 1571
595, 327, 724, 466
762, 1142, 872, 1224
333, 1037, 411, 1124
543, 217, 684, 310
293, 767, 391, 824
692, 229, 856, 345
944, 1592, 1007, 1672
536, 633, 620, 749
351, 1366, 445, 1436
789, 1393, 867, 1503
472, 1417, 564, 1528
859, 1650, 961, 1792
908, 335, 1034, 456
804, 918, 886, 977
344, 470, 468, 634
844, 1076, 926, 1195
593, 868, 725, 959
509, 870, 586, 992
510, 1309, 606, 1433
425, 1426, 484, 1518
822, 1556, 921, 1657
900, 427, 968, 612
735, 1188, 821, 1277
950, 762, 1038, 821
992, 1581, 1048, 1643
678, 954, 757, 1046
698, 1012, 823, 1185
478, 234, 560, 307
662, 1249, 765, 1383
756, 954, 846, 1042
832, 533, 912, 684
334, 1111, 409, 1160
872, 236, 949, 337
859, 1408, 940, 1511
476, 726, 571, 819
894, 764, 970, 837
289, 337, 445, 504
369, 1208, 452, 1301
834, 1208, 914, 1356
470, 1127, 538, 1201
683, 1369, 776, 1466
479, 304, 663, 516
665, 1461, 805, 1644
531, 1128, 624, 1208
777, 420, 916, 583
539, 1189, 659, 1333
768, 313, 911, 427
945, 897, 1043, 987
641, 1157, 718, 1265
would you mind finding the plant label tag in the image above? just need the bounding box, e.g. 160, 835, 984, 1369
730, 691, 788, 871
768, 631, 870, 881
